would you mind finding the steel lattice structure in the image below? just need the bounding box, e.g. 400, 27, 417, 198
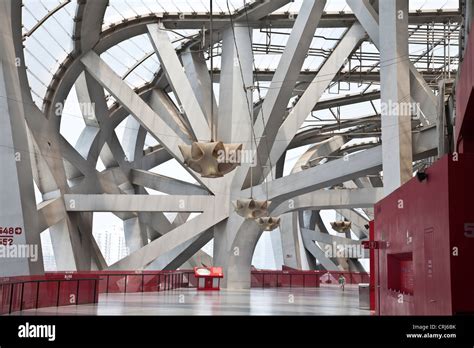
0, 0, 464, 288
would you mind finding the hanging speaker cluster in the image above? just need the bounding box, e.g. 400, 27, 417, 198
233, 199, 270, 219
233, 199, 280, 231
330, 221, 352, 233
256, 216, 281, 231
179, 141, 242, 178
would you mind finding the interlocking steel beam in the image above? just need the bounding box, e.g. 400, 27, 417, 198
80, 51, 220, 194
0, 1, 44, 276
64, 194, 215, 212
378, 0, 413, 195
301, 228, 339, 271
131, 169, 208, 195
109, 208, 228, 270
36, 198, 66, 233
247, 126, 437, 205
347, 0, 438, 127
217, 24, 254, 143
267, 23, 367, 171
237, 0, 326, 188
147, 23, 211, 141
272, 188, 383, 216
99, 11, 461, 31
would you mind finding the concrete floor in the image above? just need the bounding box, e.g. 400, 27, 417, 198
13, 285, 370, 316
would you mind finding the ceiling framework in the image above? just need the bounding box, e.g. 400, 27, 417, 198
0, 0, 460, 283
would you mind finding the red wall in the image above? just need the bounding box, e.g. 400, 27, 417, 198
374, 154, 474, 315
448, 154, 474, 314
369, 220, 375, 311
387, 253, 413, 295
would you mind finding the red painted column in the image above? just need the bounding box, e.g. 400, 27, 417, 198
369, 220, 376, 311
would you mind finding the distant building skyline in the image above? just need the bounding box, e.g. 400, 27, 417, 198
41, 225, 129, 270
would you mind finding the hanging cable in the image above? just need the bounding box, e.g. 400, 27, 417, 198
241, 0, 276, 183
225, 1, 266, 179
250, 93, 254, 198
178, 0, 243, 178
225, 0, 273, 221
210, 0, 215, 141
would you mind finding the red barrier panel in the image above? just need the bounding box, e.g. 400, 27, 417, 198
187, 273, 198, 288
250, 270, 369, 288
19, 282, 38, 311
9, 284, 22, 313
0, 271, 188, 315
303, 274, 318, 287
58, 280, 78, 306
251, 272, 263, 287
37, 282, 59, 309
0, 277, 100, 315
292, 275, 304, 287
98, 277, 108, 294
279, 274, 291, 287
125, 275, 142, 293
77, 280, 98, 305
142, 275, 159, 292
0, 269, 368, 315
263, 274, 277, 288
107, 275, 126, 293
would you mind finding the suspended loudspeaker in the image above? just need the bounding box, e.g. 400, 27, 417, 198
330, 221, 352, 233
256, 216, 281, 231
233, 199, 271, 219
179, 141, 242, 178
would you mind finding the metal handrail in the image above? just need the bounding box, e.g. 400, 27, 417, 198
0, 277, 100, 315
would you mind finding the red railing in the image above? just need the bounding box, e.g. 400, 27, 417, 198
73, 270, 192, 293
318, 271, 370, 285
0, 275, 100, 315
251, 270, 370, 288
0, 270, 193, 315
45, 270, 196, 294
251, 270, 320, 288
0, 269, 369, 314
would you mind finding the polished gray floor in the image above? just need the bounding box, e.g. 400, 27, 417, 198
13, 285, 371, 316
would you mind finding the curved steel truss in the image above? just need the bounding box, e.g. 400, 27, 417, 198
0, 0, 461, 287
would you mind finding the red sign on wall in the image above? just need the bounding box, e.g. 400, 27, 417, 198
362, 240, 379, 249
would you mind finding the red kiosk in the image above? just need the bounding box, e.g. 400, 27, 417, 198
194, 267, 223, 291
